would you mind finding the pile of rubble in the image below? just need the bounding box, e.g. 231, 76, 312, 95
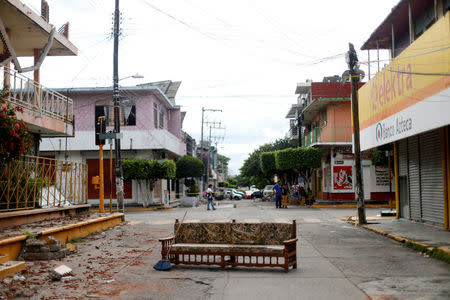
20, 237, 69, 261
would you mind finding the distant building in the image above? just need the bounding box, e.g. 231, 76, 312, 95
286, 79, 394, 203
358, 0, 450, 228
40, 83, 187, 207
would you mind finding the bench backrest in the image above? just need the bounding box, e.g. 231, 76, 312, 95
174, 221, 295, 245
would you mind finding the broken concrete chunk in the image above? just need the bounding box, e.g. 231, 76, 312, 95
50, 265, 72, 280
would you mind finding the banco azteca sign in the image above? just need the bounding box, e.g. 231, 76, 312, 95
375, 116, 413, 143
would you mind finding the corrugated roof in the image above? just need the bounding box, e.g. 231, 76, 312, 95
361, 0, 435, 50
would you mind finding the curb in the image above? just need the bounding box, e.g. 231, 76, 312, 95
89, 207, 174, 213
0, 213, 125, 261
362, 225, 450, 261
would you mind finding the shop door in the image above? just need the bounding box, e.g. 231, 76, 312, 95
399, 176, 409, 219
87, 159, 132, 200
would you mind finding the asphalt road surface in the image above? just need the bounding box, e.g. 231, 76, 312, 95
3, 200, 449, 299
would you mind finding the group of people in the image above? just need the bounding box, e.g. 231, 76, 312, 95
272, 180, 313, 209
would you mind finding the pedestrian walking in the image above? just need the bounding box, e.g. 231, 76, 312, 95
292, 182, 299, 205
272, 181, 282, 208
281, 184, 289, 208
206, 184, 216, 211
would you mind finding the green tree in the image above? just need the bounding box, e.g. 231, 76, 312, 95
260, 151, 276, 175
217, 154, 230, 176
176, 155, 203, 179
227, 177, 238, 187
239, 138, 293, 188
122, 158, 177, 190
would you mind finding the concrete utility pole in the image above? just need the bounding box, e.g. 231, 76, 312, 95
207, 122, 224, 186
200, 108, 222, 190
346, 43, 367, 224
113, 0, 124, 212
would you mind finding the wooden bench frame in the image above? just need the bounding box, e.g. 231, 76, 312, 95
159, 219, 297, 272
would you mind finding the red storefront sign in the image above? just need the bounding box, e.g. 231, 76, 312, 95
333, 166, 353, 190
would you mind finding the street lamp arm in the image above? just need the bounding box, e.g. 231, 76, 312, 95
119, 73, 144, 81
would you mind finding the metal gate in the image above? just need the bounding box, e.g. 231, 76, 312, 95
408, 135, 422, 221
419, 129, 444, 226
397, 139, 409, 218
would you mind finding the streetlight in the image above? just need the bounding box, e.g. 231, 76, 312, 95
119, 73, 144, 81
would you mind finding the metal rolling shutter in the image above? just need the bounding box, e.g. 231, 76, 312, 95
398, 139, 408, 177
408, 136, 421, 221
419, 130, 444, 226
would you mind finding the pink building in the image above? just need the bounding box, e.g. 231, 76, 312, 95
40, 81, 187, 207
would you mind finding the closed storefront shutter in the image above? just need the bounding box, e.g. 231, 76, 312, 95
408, 136, 421, 221
419, 129, 444, 226
398, 139, 408, 177
397, 139, 409, 219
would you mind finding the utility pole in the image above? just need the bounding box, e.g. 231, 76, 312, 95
207, 122, 223, 187
113, 0, 124, 212
346, 43, 366, 224
199, 108, 222, 190
98, 117, 105, 213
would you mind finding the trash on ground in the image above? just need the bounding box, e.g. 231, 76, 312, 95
61, 276, 75, 281
50, 264, 73, 280
13, 274, 26, 281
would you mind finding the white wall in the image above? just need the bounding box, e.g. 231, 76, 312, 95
323, 147, 394, 197
40, 129, 186, 157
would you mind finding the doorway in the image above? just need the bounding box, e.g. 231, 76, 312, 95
398, 176, 409, 219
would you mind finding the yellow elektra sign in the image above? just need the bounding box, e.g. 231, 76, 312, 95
358, 11, 450, 134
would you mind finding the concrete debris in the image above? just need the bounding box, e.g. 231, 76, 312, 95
50, 264, 72, 280
13, 274, 26, 281
61, 276, 75, 281
21, 236, 69, 261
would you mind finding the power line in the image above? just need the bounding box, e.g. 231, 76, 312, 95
385, 68, 450, 76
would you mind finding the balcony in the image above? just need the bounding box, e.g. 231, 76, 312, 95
303, 126, 352, 147
0, 65, 74, 137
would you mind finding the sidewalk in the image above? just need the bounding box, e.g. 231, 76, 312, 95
362, 218, 450, 260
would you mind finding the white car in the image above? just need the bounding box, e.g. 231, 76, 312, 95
263, 185, 274, 198
227, 190, 243, 200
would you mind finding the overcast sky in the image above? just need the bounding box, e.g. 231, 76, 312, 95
22, 0, 395, 175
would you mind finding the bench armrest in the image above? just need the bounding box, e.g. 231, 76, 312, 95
159, 236, 175, 242
283, 238, 298, 245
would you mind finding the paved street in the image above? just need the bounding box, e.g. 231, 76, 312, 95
125, 200, 450, 300
4, 200, 449, 299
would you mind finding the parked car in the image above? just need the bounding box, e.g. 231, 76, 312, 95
215, 191, 226, 200
263, 185, 274, 197
226, 190, 243, 200
251, 190, 263, 198
244, 190, 254, 199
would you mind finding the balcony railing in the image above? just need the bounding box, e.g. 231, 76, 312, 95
303, 126, 352, 147
0, 65, 73, 123
289, 126, 298, 139
0, 156, 88, 212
